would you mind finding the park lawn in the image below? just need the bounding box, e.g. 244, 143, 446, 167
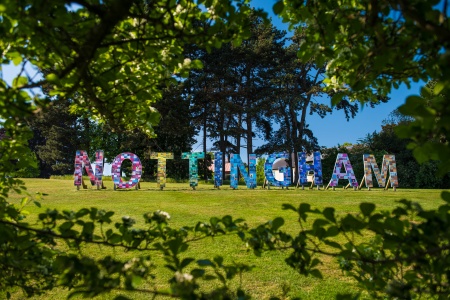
7, 179, 448, 300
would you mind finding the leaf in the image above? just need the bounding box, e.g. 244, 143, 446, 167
190, 268, 206, 278
271, 217, 284, 231
331, 93, 344, 106
114, 296, 131, 300
299, 203, 310, 221
197, 260, 214, 268
433, 81, 444, 94
282, 203, 297, 212
312, 219, 329, 229
9, 51, 22, 66
33, 201, 41, 208
20, 197, 29, 207
309, 269, 323, 279
221, 215, 232, 226
167, 239, 182, 255
336, 293, 359, 300
59, 221, 74, 231
360, 202, 375, 217
326, 226, 339, 237
12, 76, 28, 88
341, 215, 366, 231
237, 289, 248, 300
76, 208, 90, 218
323, 207, 336, 222
131, 275, 142, 287
273, 1, 284, 15
108, 233, 122, 244
180, 258, 195, 269
324, 239, 342, 249
441, 191, 450, 203
45, 73, 59, 83
213, 256, 223, 266
210, 217, 219, 226
310, 258, 321, 268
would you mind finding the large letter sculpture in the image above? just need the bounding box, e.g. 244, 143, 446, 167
327, 153, 358, 189
381, 155, 398, 188
111, 152, 142, 189
363, 154, 398, 189
264, 153, 291, 188
230, 154, 257, 189
74, 150, 104, 189
182, 152, 205, 189
150, 152, 173, 189
214, 152, 223, 188
298, 151, 323, 188
363, 154, 383, 188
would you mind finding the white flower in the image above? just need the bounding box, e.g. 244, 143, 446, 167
123, 257, 139, 271
175, 271, 193, 283
156, 210, 171, 221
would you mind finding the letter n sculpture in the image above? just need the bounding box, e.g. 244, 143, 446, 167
74, 150, 104, 190
230, 154, 257, 189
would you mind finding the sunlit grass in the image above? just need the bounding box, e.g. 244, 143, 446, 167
8, 179, 447, 299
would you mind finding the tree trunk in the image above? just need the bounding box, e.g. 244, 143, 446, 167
246, 113, 253, 163
203, 105, 208, 182
236, 111, 241, 155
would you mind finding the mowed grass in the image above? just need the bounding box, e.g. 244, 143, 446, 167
8, 179, 448, 300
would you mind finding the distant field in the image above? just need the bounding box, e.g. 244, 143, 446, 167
7, 179, 448, 299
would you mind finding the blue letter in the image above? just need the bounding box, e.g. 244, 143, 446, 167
182, 152, 205, 188
264, 153, 291, 188
230, 154, 256, 189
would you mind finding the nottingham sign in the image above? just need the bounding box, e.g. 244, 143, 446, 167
74, 151, 398, 191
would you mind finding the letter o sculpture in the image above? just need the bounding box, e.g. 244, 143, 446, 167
111, 152, 142, 189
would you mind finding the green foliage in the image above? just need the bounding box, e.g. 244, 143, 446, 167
275, 0, 450, 173
9, 152, 40, 178
8, 179, 444, 299
275, 0, 448, 103
271, 0, 450, 297
2, 201, 251, 298
241, 194, 450, 298
0, 0, 255, 298
396, 86, 450, 176
256, 157, 266, 184
26, 100, 86, 177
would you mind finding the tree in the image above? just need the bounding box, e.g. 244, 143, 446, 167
256, 28, 365, 184
187, 13, 285, 178
274, 0, 450, 173
241, 0, 450, 297
26, 100, 86, 177
228, 13, 285, 163
0, 0, 256, 298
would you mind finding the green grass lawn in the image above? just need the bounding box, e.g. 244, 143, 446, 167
7, 179, 448, 299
